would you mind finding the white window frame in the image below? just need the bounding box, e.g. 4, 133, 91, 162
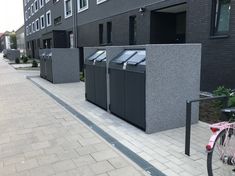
28, 7, 31, 18
36, 19, 40, 31
29, 24, 32, 34
45, 0, 50, 3
78, 0, 88, 13
97, 0, 107, 5
32, 21, 35, 33
34, 0, 39, 13
64, 0, 72, 19
53, 0, 60, 3
40, 15, 45, 29
46, 10, 52, 26
39, 0, 44, 8
26, 26, 29, 36
31, 4, 34, 16
25, 11, 28, 21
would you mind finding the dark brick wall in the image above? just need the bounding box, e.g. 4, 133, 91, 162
24, 0, 235, 91
77, 10, 150, 47
187, 0, 235, 91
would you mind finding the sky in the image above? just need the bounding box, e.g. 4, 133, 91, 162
0, 0, 24, 33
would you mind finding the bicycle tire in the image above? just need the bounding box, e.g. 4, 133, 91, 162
207, 129, 234, 176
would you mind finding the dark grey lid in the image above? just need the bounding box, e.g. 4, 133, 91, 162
88, 50, 105, 61
96, 51, 106, 62
127, 50, 146, 65
112, 50, 137, 64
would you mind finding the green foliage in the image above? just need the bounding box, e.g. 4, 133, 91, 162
10, 33, 17, 49
213, 86, 232, 96
15, 58, 20, 64
32, 60, 38, 68
80, 72, 85, 82
23, 56, 28, 63
213, 86, 232, 109
228, 96, 235, 108
21, 55, 26, 60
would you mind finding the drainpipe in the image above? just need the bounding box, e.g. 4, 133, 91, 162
73, 0, 78, 48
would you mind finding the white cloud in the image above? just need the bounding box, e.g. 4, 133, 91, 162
0, 0, 24, 32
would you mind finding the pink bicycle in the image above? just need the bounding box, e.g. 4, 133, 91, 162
206, 108, 235, 176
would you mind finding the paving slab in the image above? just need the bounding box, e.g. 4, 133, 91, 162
28, 68, 213, 176
0, 55, 147, 176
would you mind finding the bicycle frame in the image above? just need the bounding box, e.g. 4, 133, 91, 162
206, 122, 235, 153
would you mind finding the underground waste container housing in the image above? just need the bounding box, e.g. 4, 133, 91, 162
85, 44, 201, 133
125, 50, 146, 130
39, 48, 80, 84
46, 51, 53, 83
109, 50, 141, 121
40, 51, 46, 78
85, 50, 107, 110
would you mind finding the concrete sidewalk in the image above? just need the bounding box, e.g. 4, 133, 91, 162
0, 55, 147, 176
29, 68, 211, 176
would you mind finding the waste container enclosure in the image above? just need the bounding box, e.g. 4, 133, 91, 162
39, 51, 46, 78
39, 48, 80, 84
85, 44, 201, 134
109, 50, 146, 129
85, 50, 107, 110
4, 49, 20, 61
125, 51, 146, 130
46, 52, 53, 82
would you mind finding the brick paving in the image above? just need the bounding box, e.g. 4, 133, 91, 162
0, 55, 147, 176
29, 72, 212, 176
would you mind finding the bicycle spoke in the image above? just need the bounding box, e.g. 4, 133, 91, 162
211, 130, 235, 176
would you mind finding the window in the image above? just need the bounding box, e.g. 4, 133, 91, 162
64, 0, 72, 18
34, 0, 39, 13
97, 0, 107, 5
28, 7, 31, 18
26, 26, 29, 36
54, 16, 62, 25
40, 15, 45, 29
46, 10, 52, 26
39, 0, 44, 8
99, 24, 103, 44
211, 0, 231, 36
27, 42, 30, 50
78, 0, 88, 12
69, 32, 74, 48
36, 19, 40, 31
31, 4, 34, 15
24, 0, 27, 6
29, 24, 32, 34
45, 0, 50, 3
32, 22, 35, 33
107, 22, 112, 44
129, 16, 137, 45
25, 11, 28, 21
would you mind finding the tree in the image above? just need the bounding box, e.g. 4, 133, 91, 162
10, 33, 17, 49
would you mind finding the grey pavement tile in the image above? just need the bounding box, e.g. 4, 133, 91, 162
89, 161, 114, 175
0, 55, 212, 176
107, 166, 143, 176
52, 160, 77, 173
91, 149, 118, 162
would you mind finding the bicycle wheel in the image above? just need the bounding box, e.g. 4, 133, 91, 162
207, 129, 235, 176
